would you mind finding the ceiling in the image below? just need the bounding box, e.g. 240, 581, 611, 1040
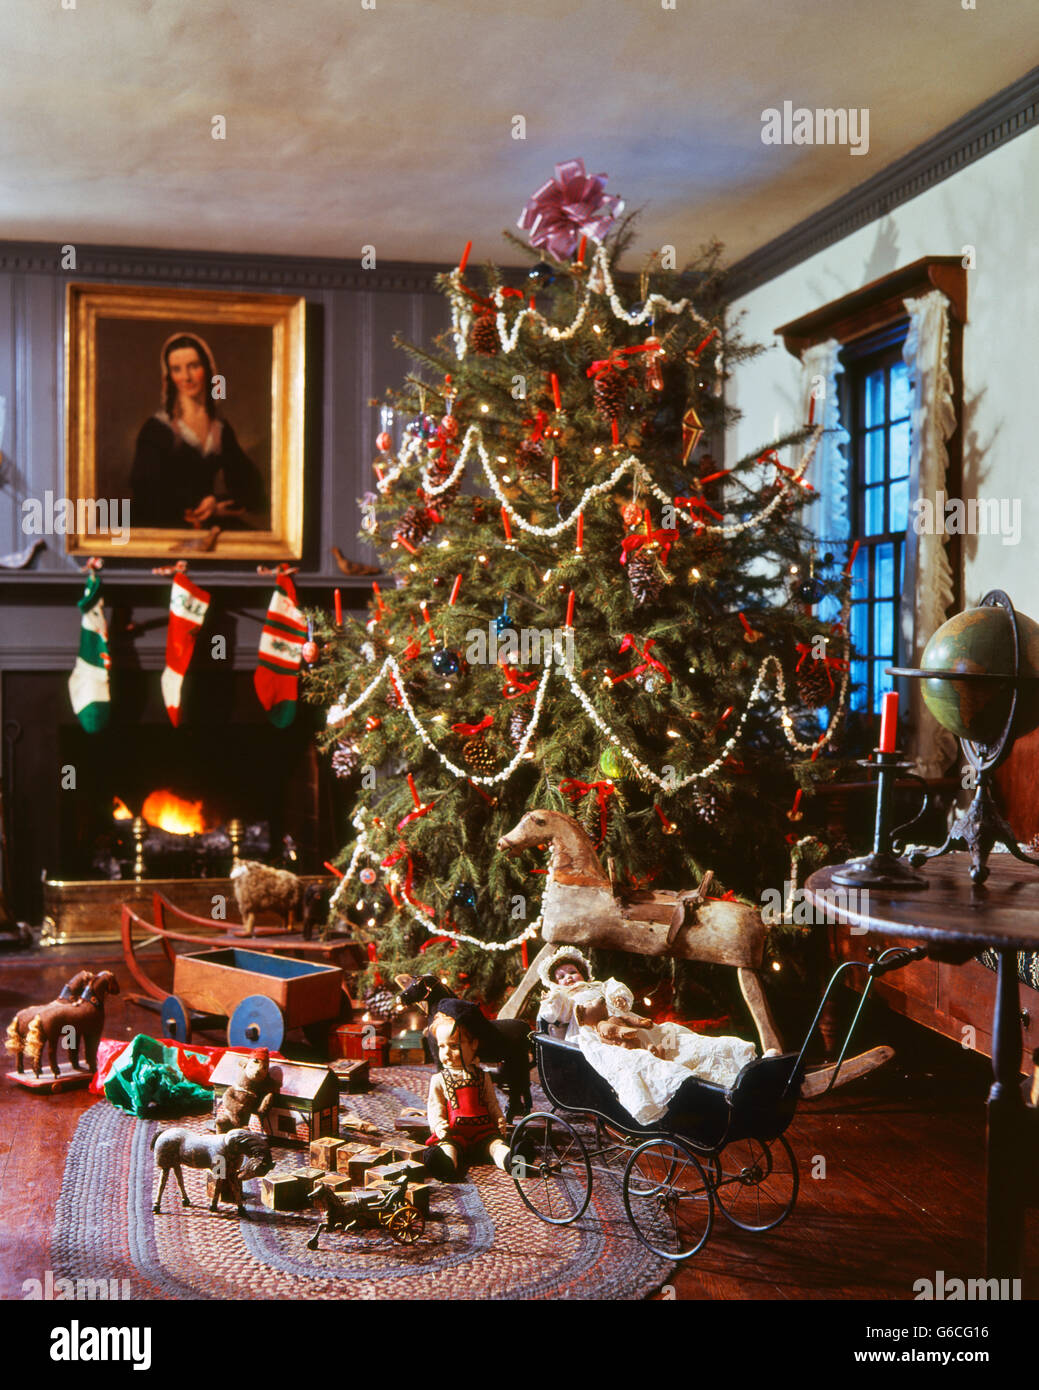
2, 0, 1036, 269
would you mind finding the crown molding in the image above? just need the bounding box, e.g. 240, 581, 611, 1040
0, 241, 452, 294
727, 66, 1039, 300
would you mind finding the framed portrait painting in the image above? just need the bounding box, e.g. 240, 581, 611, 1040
64, 283, 305, 558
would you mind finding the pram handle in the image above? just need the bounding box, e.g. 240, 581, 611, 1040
784, 944, 929, 1098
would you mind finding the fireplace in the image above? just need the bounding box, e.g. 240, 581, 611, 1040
1, 668, 346, 930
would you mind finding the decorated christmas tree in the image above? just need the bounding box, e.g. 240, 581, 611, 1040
305, 160, 853, 1016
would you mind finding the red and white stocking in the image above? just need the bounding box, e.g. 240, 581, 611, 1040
161, 573, 211, 727
255, 571, 307, 727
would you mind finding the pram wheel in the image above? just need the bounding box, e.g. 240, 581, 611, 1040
711, 1135, 798, 1232
509, 1112, 592, 1225
623, 1138, 714, 1261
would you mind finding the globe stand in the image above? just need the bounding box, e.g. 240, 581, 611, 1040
891, 590, 1039, 887
829, 750, 929, 891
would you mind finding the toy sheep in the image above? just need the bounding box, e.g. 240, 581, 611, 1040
230, 860, 304, 937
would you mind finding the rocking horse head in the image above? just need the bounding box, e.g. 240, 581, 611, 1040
497, 810, 611, 887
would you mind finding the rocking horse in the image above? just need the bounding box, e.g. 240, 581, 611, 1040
496, 809, 892, 1097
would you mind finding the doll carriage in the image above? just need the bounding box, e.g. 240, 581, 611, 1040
509, 946, 925, 1260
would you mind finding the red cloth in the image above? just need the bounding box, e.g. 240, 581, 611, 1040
89, 1036, 285, 1095
425, 1073, 499, 1152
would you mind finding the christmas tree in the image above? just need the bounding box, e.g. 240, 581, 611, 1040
305, 160, 852, 1017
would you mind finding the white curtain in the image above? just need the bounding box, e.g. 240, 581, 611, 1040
799, 339, 851, 548
900, 291, 958, 780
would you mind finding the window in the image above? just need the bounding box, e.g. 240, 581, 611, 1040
840, 324, 912, 715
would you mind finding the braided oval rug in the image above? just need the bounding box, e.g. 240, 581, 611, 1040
50, 1066, 674, 1301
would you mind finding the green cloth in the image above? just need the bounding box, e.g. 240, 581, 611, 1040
104, 1034, 212, 1117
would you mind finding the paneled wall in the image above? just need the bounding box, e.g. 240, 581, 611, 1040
0, 242, 450, 670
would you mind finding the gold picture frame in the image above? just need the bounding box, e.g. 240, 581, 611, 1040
64, 282, 305, 559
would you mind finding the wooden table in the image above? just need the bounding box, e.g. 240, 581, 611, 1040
806, 851, 1039, 1282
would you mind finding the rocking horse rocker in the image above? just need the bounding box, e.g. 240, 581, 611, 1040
496, 810, 892, 1096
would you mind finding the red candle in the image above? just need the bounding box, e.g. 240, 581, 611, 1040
449, 573, 463, 606
372, 581, 384, 613
844, 538, 861, 577
501, 506, 513, 542
576, 511, 584, 552
577, 235, 587, 265
550, 455, 560, 493
807, 392, 816, 426
878, 691, 899, 753
334, 588, 342, 627
550, 373, 561, 410
459, 240, 472, 274
565, 589, 575, 628
521, 940, 529, 969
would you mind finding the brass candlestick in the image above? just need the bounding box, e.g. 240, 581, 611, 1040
228, 818, 243, 866
131, 815, 147, 882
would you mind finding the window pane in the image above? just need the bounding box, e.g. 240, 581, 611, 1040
899, 542, 905, 589
890, 477, 909, 532
875, 542, 894, 598
851, 545, 868, 599
864, 429, 885, 484
864, 486, 885, 534
865, 371, 886, 429
850, 659, 868, 712
890, 361, 911, 420
890, 420, 911, 479
850, 602, 869, 652
874, 603, 894, 660
817, 593, 841, 625
874, 662, 894, 705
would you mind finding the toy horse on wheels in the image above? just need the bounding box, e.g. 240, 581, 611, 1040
496, 809, 891, 1097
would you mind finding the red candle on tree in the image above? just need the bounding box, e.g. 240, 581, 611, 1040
448, 573, 463, 605
550, 455, 560, 493
878, 691, 899, 753
501, 506, 513, 542
575, 511, 584, 552
550, 373, 561, 410
565, 589, 575, 628
334, 588, 342, 627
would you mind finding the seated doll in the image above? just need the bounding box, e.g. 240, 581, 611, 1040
536, 945, 634, 1043
424, 999, 511, 1182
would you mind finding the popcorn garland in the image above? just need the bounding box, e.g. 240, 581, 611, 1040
446, 239, 725, 390
377, 421, 824, 543
330, 810, 543, 953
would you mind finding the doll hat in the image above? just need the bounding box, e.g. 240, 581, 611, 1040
428, 996, 503, 1064
537, 944, 592, 992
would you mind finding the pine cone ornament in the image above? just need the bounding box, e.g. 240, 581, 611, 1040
331, 740, 360, 778
462, 736, 498, 772
425, 457, 460, 508
593, 366, 628, 421
364, 986, 396, 1020
393, 505, 433, 548
517, 436, 546, 480
796, 657, 834, 707
468, 311, 499, 357
509, 705, 534, 749
627, 551, 664, 605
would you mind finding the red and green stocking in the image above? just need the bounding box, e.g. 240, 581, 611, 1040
254, 571, 307, 727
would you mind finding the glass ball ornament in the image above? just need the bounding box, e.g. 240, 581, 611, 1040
599, 745, 625, 779
431, 646, 461, 676
375, 430, 393, 453
452, 882, 477, 910
528, 261, 556, 288
359, 866, 377, 886
302, 639, 319, 665
796, 576, 824, 604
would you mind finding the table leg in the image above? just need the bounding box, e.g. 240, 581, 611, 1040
986, 949, 1026, 1280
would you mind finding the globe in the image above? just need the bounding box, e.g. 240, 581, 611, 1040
920, 602, 1039, 744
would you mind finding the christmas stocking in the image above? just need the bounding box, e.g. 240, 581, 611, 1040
68, 570, 111, 732
254, 571, 307, 727
161, 573, 211, 727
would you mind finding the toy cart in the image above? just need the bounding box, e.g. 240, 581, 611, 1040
306, 1173, 426, 1250
160, 947, 344, 1052
510, 947, 925, 1260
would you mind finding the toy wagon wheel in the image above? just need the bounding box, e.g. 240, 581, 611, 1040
227, 994, 285, 1051
711, 1134, 799, 1233
509, 1111, 592, 1226
623, 1137, 714, 1261
387, 1205, 424, 1244
160, 994, 192, 1043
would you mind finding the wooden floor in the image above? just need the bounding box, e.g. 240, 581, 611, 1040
1, 940, 1036, 1301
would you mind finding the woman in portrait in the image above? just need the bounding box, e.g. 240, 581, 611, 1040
130, 332, 266, 530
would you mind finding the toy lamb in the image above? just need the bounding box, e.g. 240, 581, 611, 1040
230, 860, 304, 937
